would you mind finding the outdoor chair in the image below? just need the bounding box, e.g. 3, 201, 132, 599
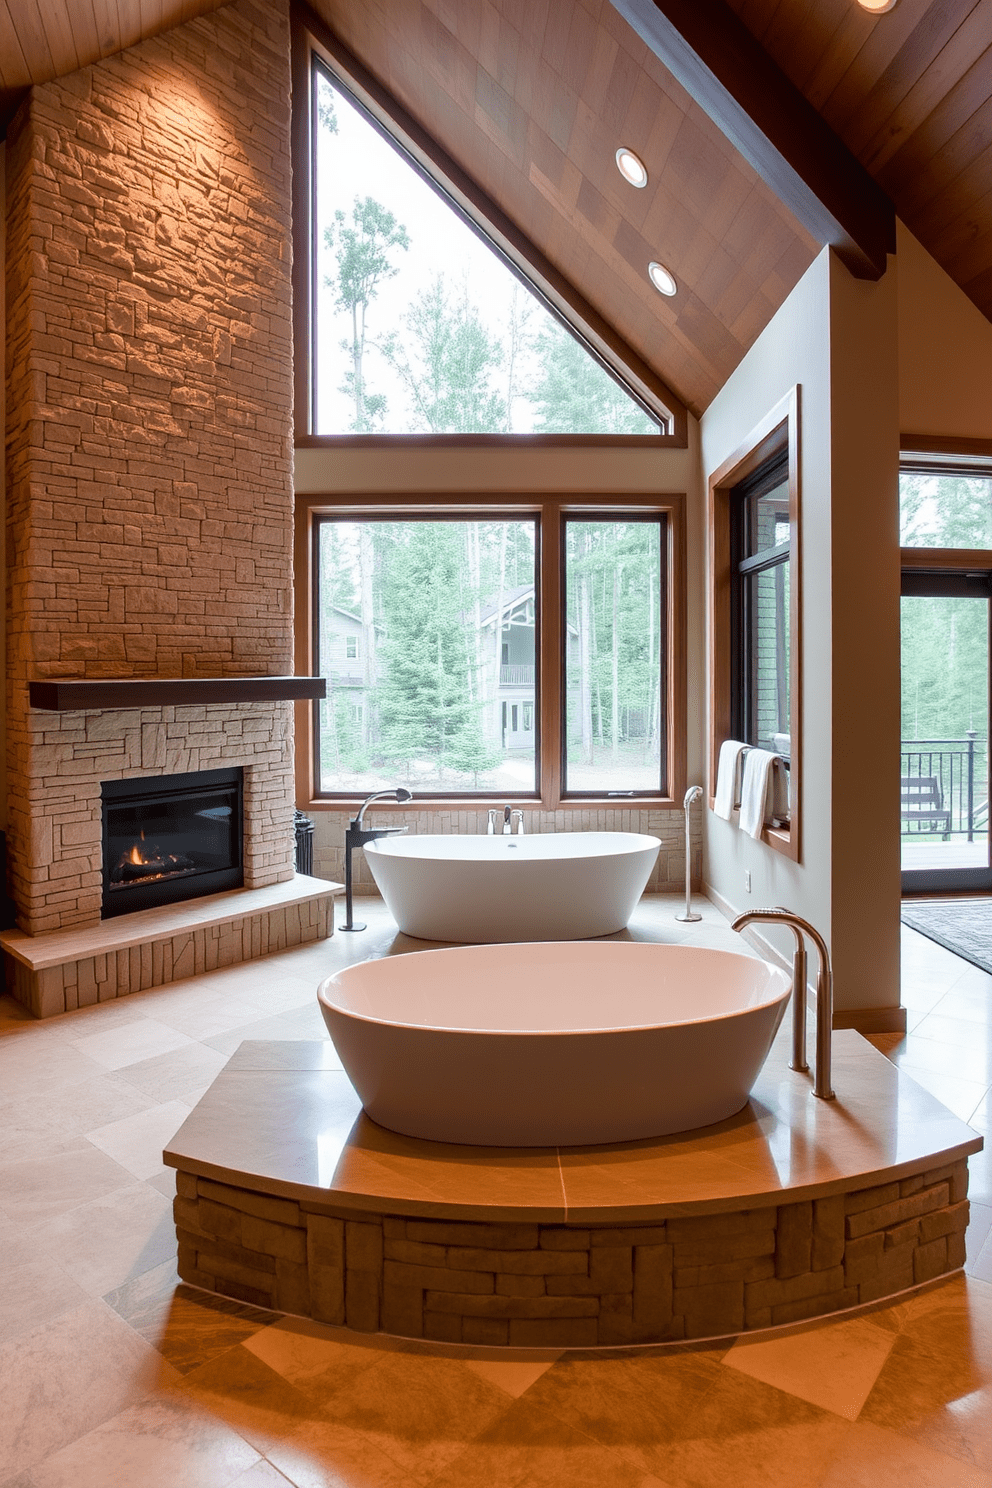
900, 776, 952, 839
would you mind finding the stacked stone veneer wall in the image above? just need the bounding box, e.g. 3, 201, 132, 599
313, 806, 701, 895
174, 1158, 969, 1346
4, 0, 295, 934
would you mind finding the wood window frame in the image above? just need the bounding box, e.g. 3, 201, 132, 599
707, 387, 801, 861
294, 491, 687, 812
289, 2, 688, 448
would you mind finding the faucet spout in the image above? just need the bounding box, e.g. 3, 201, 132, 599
731, 907, 834, 1100
503, 804, 512, 835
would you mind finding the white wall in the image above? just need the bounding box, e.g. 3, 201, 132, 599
700, 249, 902, 1027
897, 220, 992, 440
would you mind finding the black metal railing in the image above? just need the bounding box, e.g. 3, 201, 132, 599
901, 733, 988, 840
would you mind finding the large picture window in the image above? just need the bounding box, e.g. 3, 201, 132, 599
292, 20, 687, 444
302, 496, 684, 806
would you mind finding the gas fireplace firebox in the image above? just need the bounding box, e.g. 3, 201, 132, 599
101, 767, 244, 918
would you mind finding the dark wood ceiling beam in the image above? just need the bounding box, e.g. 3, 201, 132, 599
611, 0, 896, 280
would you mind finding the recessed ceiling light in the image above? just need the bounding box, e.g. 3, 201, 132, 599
857, 0, 898, 12
648, 261, 677, 297
615, 147, 648, 189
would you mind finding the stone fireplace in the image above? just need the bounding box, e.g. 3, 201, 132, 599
2, 1, 335, 1014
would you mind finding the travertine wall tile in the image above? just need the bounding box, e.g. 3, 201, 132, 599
310, 805, 701, 894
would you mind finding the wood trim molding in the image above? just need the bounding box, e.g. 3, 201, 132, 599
707, 387, 801, 862
901, 434, 992, 459
295, 491, 687, 811
611, 0, 895, 281
290, 2, 689, 445
901, 547, 992, 571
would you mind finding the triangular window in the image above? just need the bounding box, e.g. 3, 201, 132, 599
310, 62, 661, 437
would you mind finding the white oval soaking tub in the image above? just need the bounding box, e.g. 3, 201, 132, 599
363, 831, 661, 941
317, 941, 791, 1145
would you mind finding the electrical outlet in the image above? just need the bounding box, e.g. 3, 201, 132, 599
744, 870, 752, 893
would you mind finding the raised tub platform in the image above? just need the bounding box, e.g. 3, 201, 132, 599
164, 1026, 983, 1348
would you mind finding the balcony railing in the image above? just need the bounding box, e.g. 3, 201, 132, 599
901, 734, 988, 840
500, 665, 535, 686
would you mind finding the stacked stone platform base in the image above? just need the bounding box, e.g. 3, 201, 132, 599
164, 1034, 983, 1348
172, 1161, 970, 1347
1, 875, 339, 1018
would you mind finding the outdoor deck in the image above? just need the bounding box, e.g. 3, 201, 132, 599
901, 838, 989, 870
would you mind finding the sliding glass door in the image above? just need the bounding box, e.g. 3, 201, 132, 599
901, 570, 991, 893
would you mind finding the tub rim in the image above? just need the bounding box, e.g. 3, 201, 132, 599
363, 830, 663, 861
317, 942, 792, 1039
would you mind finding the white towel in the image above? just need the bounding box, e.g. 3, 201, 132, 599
739, 748, 777, 838
770, 757, 790, 824
714, 739, 747, 820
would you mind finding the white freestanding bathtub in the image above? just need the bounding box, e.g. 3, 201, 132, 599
317, 941, 791, 1145
363, 831, 661, 941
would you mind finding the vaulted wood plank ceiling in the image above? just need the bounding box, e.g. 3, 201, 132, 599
3, 0, 990, 413
307, 0, 819, 415
725, 0, 992, 320
0, 0, 227, 116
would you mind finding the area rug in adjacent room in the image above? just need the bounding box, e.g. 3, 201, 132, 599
901, 899, 992, 976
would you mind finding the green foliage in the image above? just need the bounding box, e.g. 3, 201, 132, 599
323, 197, 410, 431
565, 522, 661, 758
315, 72, 338, 135
900, 474, 992, 548
528, 321, 658, 435
381, 275, 508, 433
373, 524, 503, 779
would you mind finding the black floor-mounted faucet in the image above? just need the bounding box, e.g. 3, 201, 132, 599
341, 787, 412, 931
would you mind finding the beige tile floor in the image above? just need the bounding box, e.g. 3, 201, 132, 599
0, 897, 990, 1488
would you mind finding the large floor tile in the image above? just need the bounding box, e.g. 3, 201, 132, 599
0, 1040, 107, 1102
242, 1316, 386, 1400
520, 1348, 724, 1467
722, 1314, 898, 1421
464, 1354, 562, 1398
0, 1072, 158, 1164
859, 1276, 992, 1471
113, 1040, 229, 1103
170, 1344, 334, 1456
819, 1418, 990, 1487
273, 1346, 516, 1486
890, 1032, 992, 1086
203, 1003, 331, 1057
105, 1260, 277, 1375
27, 1394, 261, 1488
0, 1144, 135, 1226
0, 1299, 180, 1478
70, 1017, 195, 1071
29, 1180, 175, 1296
86, 1099, 192, 1179
0, 1259, 92, 1344
426, 1392, 671, 1488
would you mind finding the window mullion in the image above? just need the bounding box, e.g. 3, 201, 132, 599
540, 503, 563, 807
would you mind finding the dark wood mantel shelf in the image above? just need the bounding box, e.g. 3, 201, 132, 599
28, 677, 327, 711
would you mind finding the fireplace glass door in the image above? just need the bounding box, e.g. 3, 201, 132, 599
102, 767, 244, 918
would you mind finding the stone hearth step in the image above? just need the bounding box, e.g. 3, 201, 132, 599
1, 874, 342, 1018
